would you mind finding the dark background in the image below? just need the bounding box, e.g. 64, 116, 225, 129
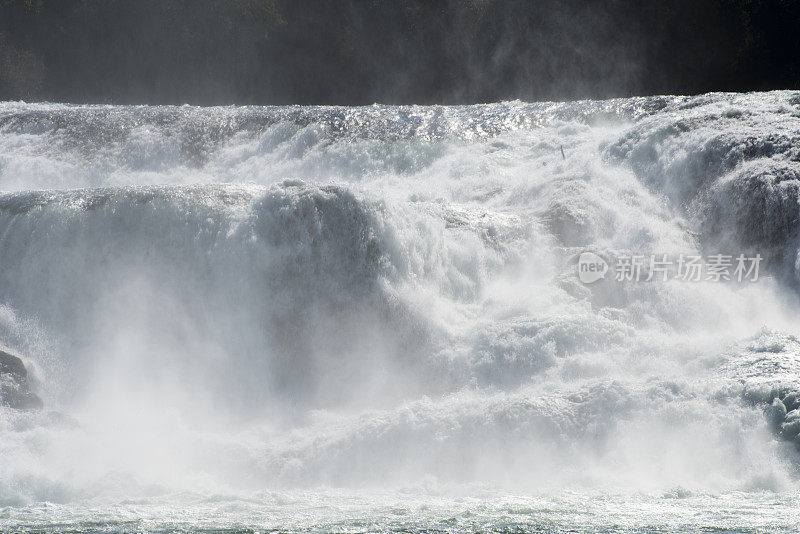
1, 0, 799, 105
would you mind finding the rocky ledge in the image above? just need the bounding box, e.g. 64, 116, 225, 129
0, 349, 43, 409
758, 390, 800, 449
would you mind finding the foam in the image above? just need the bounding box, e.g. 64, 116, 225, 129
1, 93, 800, 506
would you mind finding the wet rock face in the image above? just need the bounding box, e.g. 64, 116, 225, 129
762, 391, 800, 449
0, 349, 43, 409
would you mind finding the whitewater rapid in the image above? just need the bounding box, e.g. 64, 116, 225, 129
1, 92, 800, 531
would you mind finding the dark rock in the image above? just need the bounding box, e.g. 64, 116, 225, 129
765, 397, 787, 429
785, 408, 800, 423
782, 392, 800, 412
0, 349, 43, 410
0, 350, 27, 377
780, 420, 800, 440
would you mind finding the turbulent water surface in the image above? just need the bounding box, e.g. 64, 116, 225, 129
2, 92, 800, 532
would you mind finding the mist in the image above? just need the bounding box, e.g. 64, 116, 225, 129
3, 3, 800, 532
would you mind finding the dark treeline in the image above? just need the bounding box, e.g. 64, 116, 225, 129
1, 0, 799, 105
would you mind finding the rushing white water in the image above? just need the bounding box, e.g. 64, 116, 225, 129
1, 92, 800, 532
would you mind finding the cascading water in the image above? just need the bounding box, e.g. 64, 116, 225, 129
1, 92, 800, 532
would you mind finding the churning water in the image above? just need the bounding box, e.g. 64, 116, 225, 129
2, 92, 800, 532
